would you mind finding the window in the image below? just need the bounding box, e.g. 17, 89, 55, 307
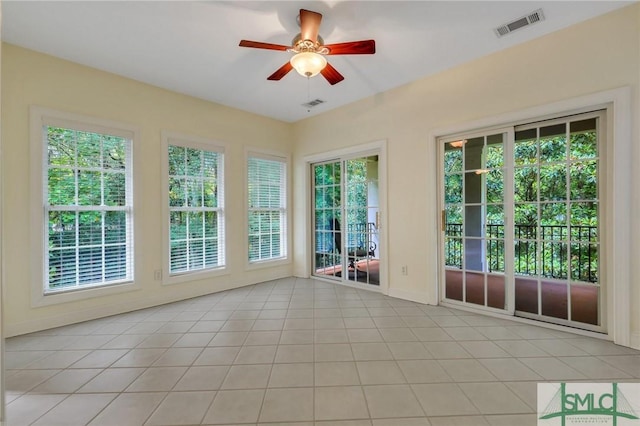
168, 141, 224, 274
44, 124, 133, 293
248, 154, 287, 262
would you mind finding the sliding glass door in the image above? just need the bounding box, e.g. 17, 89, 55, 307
312, 155, 380, 288
440, 111, 604, 332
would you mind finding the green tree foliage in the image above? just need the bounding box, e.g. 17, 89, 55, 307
47, 127, 128, 288
443, 125, 599, 284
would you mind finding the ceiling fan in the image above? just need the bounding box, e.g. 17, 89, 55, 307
239, 9, 376, 85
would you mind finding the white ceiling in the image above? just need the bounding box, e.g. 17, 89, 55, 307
2, 1, 633, 123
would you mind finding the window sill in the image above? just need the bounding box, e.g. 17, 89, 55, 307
246, 257, 291, 271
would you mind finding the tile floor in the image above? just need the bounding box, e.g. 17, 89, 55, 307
3, 277, 640, 425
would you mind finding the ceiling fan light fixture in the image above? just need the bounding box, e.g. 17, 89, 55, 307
290, 51, 327, 77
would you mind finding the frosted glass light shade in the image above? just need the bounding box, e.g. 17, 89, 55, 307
290, 52, 327, 77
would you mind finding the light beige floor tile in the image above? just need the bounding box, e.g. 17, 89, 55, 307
428, 415, 489, 425
194, 346, 240, 365
372, 419, 428, 426
397, 359, 451, 383
598, 355, 640, 377
458, 341, 511, 358
156, 321, 196, 334
423, 341, 471, 359
315, 343, 355, 362
443, 327, 488, 341
412, 328, 454, 342
388, 342, 432, 360
253, 319, 285, 331
356, 360, 406, 385
379, 328, 418, 342
275, 344, 314, 363
474, 327, 521, 341
431, 316, 469, 327
458, 382, 532, 414
137, 333, 182, 348
438, 359, 498, 382
24, 350, 91, 369
479, 358, 543, 381
172, 333, 215, 348
5, 369, 61, 393
173, 365, 229, 390
125, 366, 187, 391
315, 318, 346, 329
202, 389, 264, 424
411, 383, 479, 416
100, 334, 147, 349
347, 329, 384, 343
208, 331, 248, 346
32, 393, 116, 426
364, 384, 425, 418
557, 356, 632, 379
30, 368, 102, 393
518, 357, 587, 380
221, 364, 271, 389
151, 347, 203, 366
268, 363, 314, 387
145, 391, 216, 425
4, 350, 54, 370
259, 387, 314, 422
88, 392, 166, 426
5, 394, 68, 426
504, 382, 538, 410
315, 386, 370, 421
65, 335, 118, 350
493, 340, 550, 357
484, 413, 537, 425
315, 361, 361, 386
234, 345, 277, 364
190, 320, 226, 333
531, 339, 590, 356
344, 317, 376, 329
220, 319, 255, 332
111, 348, 166, 368
77, 367, 145, 393
70, 349, 128, 368
351, 343, 393, 361
245, 331, 281, 345
280, 330, 314, 344
315, 329, 350, 344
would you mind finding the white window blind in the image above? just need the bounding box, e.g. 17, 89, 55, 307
45, 126, 133, 292
168, 143, 225, 274
248, 154, 287, 262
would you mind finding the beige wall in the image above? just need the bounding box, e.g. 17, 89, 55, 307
292, 5, 640, 346
1, 43, 293, 336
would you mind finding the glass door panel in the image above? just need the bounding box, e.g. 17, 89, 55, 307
513, 114, 601, 327
312, 155, 381, 288
312, 161, 342, 279
344, 156, 380, 286
443, 132, 507, 311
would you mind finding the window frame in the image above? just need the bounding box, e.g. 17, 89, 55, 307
30, 106, 140, 307
246, 149, 290, 267
161, 131, 228, 285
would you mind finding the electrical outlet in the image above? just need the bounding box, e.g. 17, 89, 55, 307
401, 266, 408, 276
154, 269, 162, 281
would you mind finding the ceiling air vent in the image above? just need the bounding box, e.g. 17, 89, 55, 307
494, 9, 545, 38
302, 99, 325, 108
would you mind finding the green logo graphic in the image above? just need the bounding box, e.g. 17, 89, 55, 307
539, 383, 639, 425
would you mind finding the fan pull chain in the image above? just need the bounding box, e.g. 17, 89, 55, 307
307, 76, 311, 113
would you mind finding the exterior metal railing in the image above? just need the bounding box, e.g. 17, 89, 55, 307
444, 223, 598, 283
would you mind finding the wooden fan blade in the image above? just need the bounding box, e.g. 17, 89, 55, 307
239, 40, 289, 51
267, 62, 294, 81
300, 9, 322, 42
320, 62, 344, 85
324, 40, 376, 55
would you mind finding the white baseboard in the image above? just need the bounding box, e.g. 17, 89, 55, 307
387, 287, 434, 305
5, 275, 289, 337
